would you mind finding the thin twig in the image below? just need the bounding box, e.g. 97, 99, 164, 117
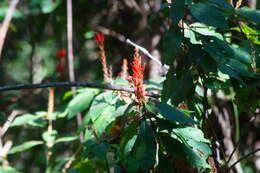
0, 81, 160, 97
67, 0, 83, 142
0, 110, 25, 137
126, 39, 169, 71
229, 148, 260, 169
0, 0, 19, 58
227, 137, 242, 164
46, 88, 54, 165
96, 26, 168, 71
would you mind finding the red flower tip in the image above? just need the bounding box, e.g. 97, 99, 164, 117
95, 32, 105, 44
56, 49, 67, 57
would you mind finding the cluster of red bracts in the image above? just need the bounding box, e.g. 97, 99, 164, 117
94, 32, 146, 104
56, 49, 66, 74
131, 48, 146, 104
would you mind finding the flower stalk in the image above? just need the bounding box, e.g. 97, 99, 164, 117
95, 32, 111, 83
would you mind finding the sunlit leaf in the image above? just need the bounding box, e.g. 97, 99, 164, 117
8, 141, 43, 154
156, 102, 196, 124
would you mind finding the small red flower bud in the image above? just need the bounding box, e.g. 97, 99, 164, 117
95, 32, 105, 44
56, 49, 67, 57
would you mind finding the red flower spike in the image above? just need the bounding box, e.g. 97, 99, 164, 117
95, 32, 105, 44
131, 48, 146, 104
56, 49, 67, 57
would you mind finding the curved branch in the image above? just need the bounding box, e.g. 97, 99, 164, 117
0, 81, 160, 98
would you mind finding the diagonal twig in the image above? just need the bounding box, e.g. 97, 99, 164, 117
0, 81, 160, 97
0, 0, 20, 58
96, 26, 169, 71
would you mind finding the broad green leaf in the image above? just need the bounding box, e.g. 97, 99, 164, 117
190, 2, 229, 28
218, 65, 242, 81
162, 68, 195, 105
236, 7, 260, 24
41, 0, 62, 13
119, 120, 139, 157
67, 89, 99, 119
156, 102, 196, 124
163, 24, 182, 65
161, 136, 210, 169
170, 0, 185, 24
0, 7, 23, 19
226, 59, 254, 77
54, 136, 78, 144
42, 130, 58, 144
187, 44, 217, 73
203, 77, 231, 90
172, 127, 209, 143
145, 102, 158, 114
0, 167, 22, 173
11, 112, 46, 127
189, 23, 223, 39
201, 35, 253, 68
92, 105, 116, 136
8, 141, 43, 154
183, 144, 211, 169
84, 91, 118, 123
131, 121, 157, 172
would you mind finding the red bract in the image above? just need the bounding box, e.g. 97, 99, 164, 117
131, 48, 146, 104
95, 32, 105, 44
56, 49, 67, 57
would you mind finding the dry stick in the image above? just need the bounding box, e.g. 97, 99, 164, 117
46, 88, 54, 164
96, 26, 168, 71
0, 0, 19, 58
126, 39, 169, 71
0, 110, 25, 137
0, 82, 160, 97
66, 0, 84, 142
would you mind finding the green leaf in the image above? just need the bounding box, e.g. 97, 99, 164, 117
203, 77, 231, 90
161, 136, 211, 169
172, 127, 209, 143
236, 7, 260, 24
163, 24, 182, 65
54, 136, 78, 144
84, 91, 118, 123
0, 167, 22, 173
8, 141, 43, 154
131, 121, 157, 172
162, 68, 194, 105
170, 0, 185, 24
226, 59, 254, 77
0, 7, 23, 19
42, 130, 58, 144
156, 102, 196, 124
67, 89, 99, 119
119, 120, 139, 157
145, 102, 158, 114
11, 112, 46, 127
190, 2, 230, 28
218, 65, 242, 81
92, 105, 116, 136
41, 0, 62, 13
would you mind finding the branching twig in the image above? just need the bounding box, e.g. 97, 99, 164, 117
0, 110, 25, 137
96, 26, 169, 71
0, 0, 20, 58
229, 148, 260, 169
0, 81, 160, 97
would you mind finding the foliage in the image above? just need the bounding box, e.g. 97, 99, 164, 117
0, 0, 260, 173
